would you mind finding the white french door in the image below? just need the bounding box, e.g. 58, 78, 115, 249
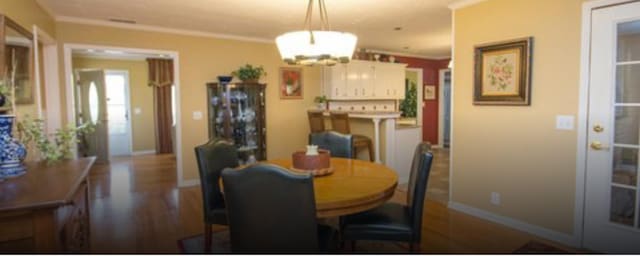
584, 1, 640, 253
105, 70, 132, 156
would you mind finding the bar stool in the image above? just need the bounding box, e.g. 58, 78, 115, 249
329, 112, 374, 162
308, 110, 326, 133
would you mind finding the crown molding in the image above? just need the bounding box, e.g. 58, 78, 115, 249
54, 16, 452, 58
55, 15, 275, 44
448, 0, 489, 10
367, 48, 451, 60
35, 0, 58, 22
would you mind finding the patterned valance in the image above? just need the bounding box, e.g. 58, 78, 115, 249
147, 58, 174, 87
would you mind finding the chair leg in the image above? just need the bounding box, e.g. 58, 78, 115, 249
204, 224, 212, 252
409, 242, 420, 252
367, 141, 374, 162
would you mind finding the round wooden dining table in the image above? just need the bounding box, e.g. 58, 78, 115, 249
266, 157, 398, 218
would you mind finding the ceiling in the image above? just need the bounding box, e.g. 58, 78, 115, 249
38, 0, 457, 58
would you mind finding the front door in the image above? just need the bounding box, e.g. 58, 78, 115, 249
76, 69, 109, 164
105, 70, 132, 156
584, 1, 640, 253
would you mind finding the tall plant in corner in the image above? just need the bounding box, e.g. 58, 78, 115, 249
17, 117, 95, 164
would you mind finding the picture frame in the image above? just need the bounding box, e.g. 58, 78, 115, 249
424, 85, 436, 100
279, 67, 303, 99
473, 37, 532, 105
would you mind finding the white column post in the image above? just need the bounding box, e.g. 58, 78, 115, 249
372, 117, 382, 163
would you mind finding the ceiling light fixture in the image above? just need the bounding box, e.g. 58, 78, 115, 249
275, 0, 357, 66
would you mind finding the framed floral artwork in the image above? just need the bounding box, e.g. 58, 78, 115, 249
279, 67, 303, 99
474, 37, 532, 105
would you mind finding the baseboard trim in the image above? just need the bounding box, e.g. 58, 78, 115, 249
179, 179, 200, 188
131, 150, 156, 156
447, 201, 579, 248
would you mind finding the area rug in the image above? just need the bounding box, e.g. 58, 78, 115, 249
513, 240, 569, 254
177, 231, 408, 253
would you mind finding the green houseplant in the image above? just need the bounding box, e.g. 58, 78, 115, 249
400, 80, 417, 118
0, 79, 11, 111
231, 64, 266, 82
17, 117, 95, 164
314, 95, 328, 110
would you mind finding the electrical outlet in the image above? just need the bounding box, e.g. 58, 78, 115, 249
490, 192, 501, 205
192, 111, 203, 120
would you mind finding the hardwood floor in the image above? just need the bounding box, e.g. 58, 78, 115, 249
87, 153, 574, 253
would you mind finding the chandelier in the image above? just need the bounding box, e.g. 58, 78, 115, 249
275, 0, 357, 66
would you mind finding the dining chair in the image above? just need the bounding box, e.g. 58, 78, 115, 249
309, 131, 353, 158
329, 112, 374, 162
340, 142, 433, 252
221, 164, 336, 253
194, 138, 239, 252
308, 110, 326, 133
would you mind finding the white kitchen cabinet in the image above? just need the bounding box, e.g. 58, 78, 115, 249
323, 64, 348, 99
323, 60, 406, 100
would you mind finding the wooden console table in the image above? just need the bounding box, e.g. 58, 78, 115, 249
0, 157, 95, 252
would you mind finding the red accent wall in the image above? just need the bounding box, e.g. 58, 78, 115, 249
394, 56, 450, 144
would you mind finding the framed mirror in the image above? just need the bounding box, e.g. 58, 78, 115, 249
0, 14, 34, 105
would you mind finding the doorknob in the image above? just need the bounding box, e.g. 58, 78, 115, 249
590, 141, 609, 151
593, 124, 604, 133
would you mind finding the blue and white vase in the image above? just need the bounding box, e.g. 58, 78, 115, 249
0, 115, 27, 180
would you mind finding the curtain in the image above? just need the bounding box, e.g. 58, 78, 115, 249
147, 58, 174, 154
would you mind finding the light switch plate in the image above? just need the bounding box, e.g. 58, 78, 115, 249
134, 107, 142, 115
556, 115, 575, 130
193, 111, 203, 120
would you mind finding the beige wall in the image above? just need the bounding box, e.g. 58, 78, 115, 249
452, 0, 586, 235
56, 22, 321, 181
72, 57, 156, 152
0, 0, 55, 121
0, 0, 55, 36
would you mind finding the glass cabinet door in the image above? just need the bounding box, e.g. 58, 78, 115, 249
207, 82, 266, 163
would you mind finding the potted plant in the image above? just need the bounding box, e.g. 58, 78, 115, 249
231, 64, 266, 83
17, 117, 95, 164
314, 95, 328, 110
0, 79, 10, 112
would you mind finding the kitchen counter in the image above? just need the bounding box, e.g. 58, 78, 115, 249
320, 110, 400, 166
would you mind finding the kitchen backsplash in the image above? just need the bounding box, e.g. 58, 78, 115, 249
327, 100, 397, 112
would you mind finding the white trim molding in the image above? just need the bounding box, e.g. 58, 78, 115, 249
575, 0, 637, 249
367, 48, 451, 60
56, 16, 274, 44
449, 201, 580, 247
179, 179, 200, 188
438, 68, 451, 148
448, 3, 457, 208
63, 43, 185, 188
53, 16, 451, 60
448, 0, 489, 10
131, 150, 157, 156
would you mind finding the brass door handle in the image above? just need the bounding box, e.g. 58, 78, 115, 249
590, 141, 610, 151
593, 124, 604, 133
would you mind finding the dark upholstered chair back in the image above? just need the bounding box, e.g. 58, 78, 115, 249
329, 112, 351, 134
194, 138, 238, 223
406, 142, 434, 240
308, 110, 326, 133
221, 164, 319, 253
309, 131, 353, 158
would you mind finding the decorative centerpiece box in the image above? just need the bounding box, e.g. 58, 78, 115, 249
291, 146, 333, 176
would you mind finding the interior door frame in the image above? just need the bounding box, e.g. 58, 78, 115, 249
438, 68, 451, 148
63, 43, 185, 187
577, 0, 639, 248
406, 67, 423, 130
104, 69, 134, 156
